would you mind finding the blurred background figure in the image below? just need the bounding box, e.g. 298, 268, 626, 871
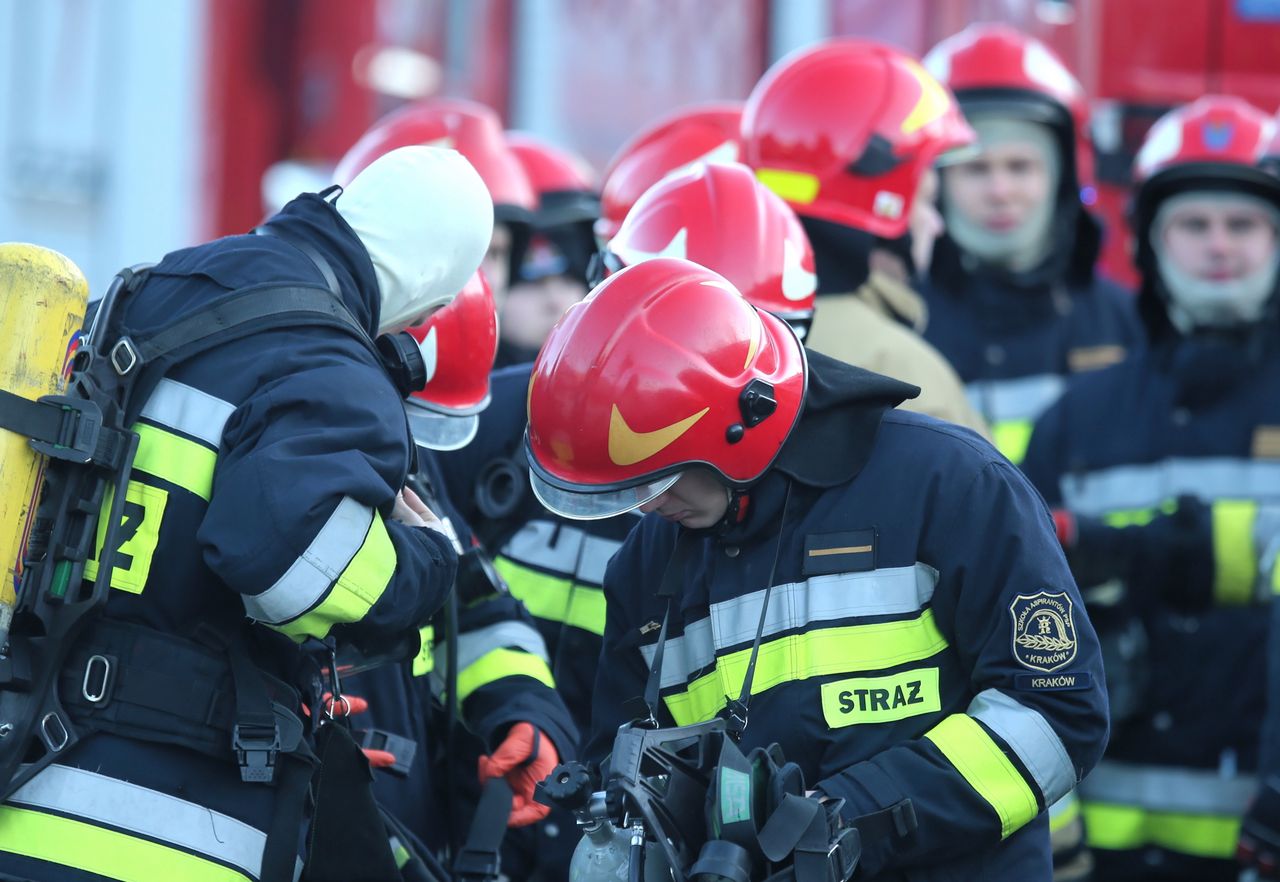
497, 133, 599, 367
921, 24, 1142, 467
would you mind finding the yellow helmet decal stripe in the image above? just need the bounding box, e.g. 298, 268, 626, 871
608, 404, 710, 467
756, 168, 820, 205
901, 59, 952, 135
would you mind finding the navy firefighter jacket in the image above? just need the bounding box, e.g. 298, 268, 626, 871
586, 352, 1110, 882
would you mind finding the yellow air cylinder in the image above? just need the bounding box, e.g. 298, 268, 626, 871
0, 244, 89, 643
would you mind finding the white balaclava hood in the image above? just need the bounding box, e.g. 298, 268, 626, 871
1152, 190, 1280, 333
337, 145, 494, 335
945, 117, 1060, 272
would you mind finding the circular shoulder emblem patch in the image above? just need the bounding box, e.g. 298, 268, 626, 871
1009, 591, 1078, 672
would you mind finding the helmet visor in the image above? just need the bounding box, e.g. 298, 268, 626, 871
407, 405, 480, 452
530, 470, 681, 521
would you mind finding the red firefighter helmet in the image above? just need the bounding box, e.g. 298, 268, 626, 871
742, 39, 975, 238
1132, 95, 1280, 260
335, 98, 536, 225
596, 103, 744, 243
923, 23, 1094, 193
526, 258, 806, 519
404, 271, 498, 451
605, 162, 816, 329
507, 132, 600, 228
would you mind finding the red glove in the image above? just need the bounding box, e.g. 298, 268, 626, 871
477, 722, 559, 827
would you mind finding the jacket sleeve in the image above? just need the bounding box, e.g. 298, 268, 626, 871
201, 354, 458, 647
815, 460, 1110, 876
431, 589, 579, 760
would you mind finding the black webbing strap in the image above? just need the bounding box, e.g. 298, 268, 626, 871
642, 533, 695, 727
453, 776, 514, 881
723, 481, 793, 738
0, 389, 77, 449
227, 636, 286, 785
125, 283, 374, 367
0, 390, 130, 468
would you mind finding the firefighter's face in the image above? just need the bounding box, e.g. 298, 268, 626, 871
637, 468, 731, 529
482, 223, 514, 303
1158, 197, 1278, 283
944, 141, 1052, 233
500, 274, 588, 349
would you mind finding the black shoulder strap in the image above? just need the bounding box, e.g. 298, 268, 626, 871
453, 777, 514, 881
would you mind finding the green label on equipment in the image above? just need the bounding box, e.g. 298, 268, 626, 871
719, 766, 752, 824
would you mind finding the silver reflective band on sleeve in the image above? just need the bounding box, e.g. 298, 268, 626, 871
1079, 760, 1256, 816
444, 620, 551, 674
139, 378, 237, 448
1062, 458, 1280, 516
969, 689, 1076, 805
10, 764, 268, 878
242, 496, 374, 624
500, 519, 624, 587
640, 563, 939, 689
966, 374, 1065, 424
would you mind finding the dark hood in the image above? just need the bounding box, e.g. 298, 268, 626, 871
774, 350, 919, 488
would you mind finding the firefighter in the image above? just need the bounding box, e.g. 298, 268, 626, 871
525, 256, 1108, 880
0, 145, 492, 882
1021, 95, 1280, 882
436, 157, 818, 879
742, 39, 990, 437
497, 134, 599, 368
345, 273, 577, 865
920, 24, 1143, 466
335, 98, 535, 308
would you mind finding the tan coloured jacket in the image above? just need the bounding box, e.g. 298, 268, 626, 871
805, 271, 991, 439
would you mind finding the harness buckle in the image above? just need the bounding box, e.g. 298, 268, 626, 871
81, 654, 112, 703
27, 395, 103, 464
233, 722, 281, 784
109, 338, 138, 376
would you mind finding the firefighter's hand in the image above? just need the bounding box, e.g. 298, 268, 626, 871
477, 723, 559, 827
1239, 778, 1280, 878
393, 487, 446, 536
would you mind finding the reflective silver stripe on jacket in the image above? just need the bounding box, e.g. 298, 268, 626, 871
139, 378, 236, 448
499, 519, 623, 586
10, 764, 268, 878
969, 689, 1075, 803
1062, 458, 1280, 516
242, 496, 374, 623
966, 374, 1066, 424
1079, 760, 1257, 816
640, 563, 939, 688
446, 620, 551, 673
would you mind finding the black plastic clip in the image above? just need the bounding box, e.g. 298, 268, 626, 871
233, 722, 281, 784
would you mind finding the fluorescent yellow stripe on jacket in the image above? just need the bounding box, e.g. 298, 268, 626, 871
277, 514, 397, 641
132, 422, 217, 501
0, 805, 252, 882
663, 609, 948, 726
991, 419, 1034, 465
925, 713, 1040, 839
1082, 801, 1240, 860
495, 556, 607, 636
457, 647, 555, 703
1212, 498, 1258, 605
